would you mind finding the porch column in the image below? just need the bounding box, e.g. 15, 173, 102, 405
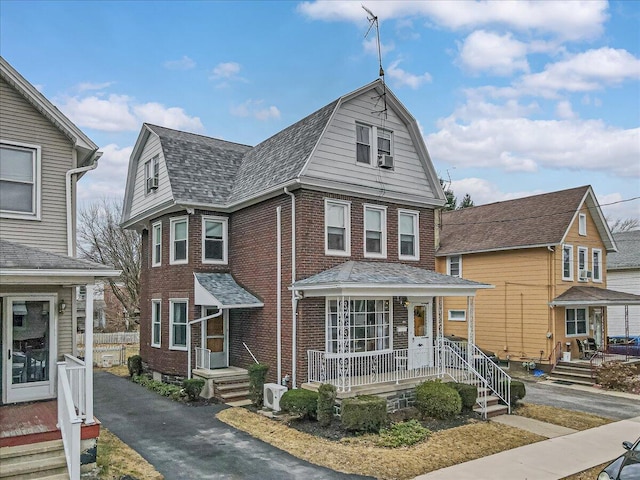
467, 296, 475, 369
436, 297, 444, 377
84, 283, 95, 424
337, 296, 351, 392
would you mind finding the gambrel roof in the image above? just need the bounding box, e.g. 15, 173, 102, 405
437, 185, 616, 256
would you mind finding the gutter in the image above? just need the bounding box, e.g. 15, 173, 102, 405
66, 150, 101, 257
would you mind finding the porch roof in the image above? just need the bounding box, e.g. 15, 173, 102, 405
194, 273, 263, 309
550, 286, 640, 307
291, 261, 492, 297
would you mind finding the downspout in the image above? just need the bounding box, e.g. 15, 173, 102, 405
283, 187, 297, 388
66, 150, 100, 257
187, 310, 223, 379
276, 206, 282, 384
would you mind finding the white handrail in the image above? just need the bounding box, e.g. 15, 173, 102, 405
57, 362, 82, 480
63, 354, 87, 418
243, 342, 259, 364
194, 347, 211, 370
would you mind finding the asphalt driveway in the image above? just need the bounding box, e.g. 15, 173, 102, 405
93, 371, 371, 480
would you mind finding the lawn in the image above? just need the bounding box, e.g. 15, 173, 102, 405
93, 428, 163, 480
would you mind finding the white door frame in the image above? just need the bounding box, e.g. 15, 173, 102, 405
3, 295, 57, 404
408, 300, 433, 369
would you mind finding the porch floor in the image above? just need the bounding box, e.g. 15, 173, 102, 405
192, 365, 248, 380
0, 400, 100, 447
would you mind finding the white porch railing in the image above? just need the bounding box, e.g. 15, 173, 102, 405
57, 361, 82, 480
195, 347, 211, 370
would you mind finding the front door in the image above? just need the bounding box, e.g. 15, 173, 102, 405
3, 297, 56, 403
205, 308, 228, 369
408, 302, 433, 369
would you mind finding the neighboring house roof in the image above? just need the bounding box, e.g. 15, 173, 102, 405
0, 56, 100, 167
608, 231, 640, 270
550, 286, 640, 306
437, 185, 616, 256
194, 273, 263, 309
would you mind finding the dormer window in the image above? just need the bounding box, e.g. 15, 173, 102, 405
145, 155, 159, 193
0, 141, 41, 220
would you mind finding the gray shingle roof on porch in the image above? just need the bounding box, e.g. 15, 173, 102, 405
194, 273, 263, 308
0, 239, 115, 271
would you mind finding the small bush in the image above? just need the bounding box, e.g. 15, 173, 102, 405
509, 380, 526, 406
415, 380, 462, 419
449, 383, 478, 411
317, 383, 337, 426
597, 362, 640, 392
341, 395, 388, 433
247, 363, 269, 407
377, 420, 431, 448
182, 378, 205, 401
132, 375, 183, 400
127, 355, 143, 377
280, 389, 319, 419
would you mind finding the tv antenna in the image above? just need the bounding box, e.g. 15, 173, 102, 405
362, 4, 387, 118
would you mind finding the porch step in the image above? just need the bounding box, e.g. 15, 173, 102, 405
217, 381, 250, 392
0, 439, 68, 480
476, 394, 501, 407
474, 403, 509, 418
219, 389, 250, 402
549, 362, 596, 385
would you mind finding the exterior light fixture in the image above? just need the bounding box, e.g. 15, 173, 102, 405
58, 299, 67, 314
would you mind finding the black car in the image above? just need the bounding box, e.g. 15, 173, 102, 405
443, 335, 499, 364
599, 437, 640, 480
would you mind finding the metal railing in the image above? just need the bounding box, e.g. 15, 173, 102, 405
195, 347, 211, 370
549, 341, 563, 369
441, 345, 491, 419
57, 362, 82, 480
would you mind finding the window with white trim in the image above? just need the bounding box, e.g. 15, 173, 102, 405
578, 246, 588, 281
448, 310, 466, 322
170, 217, 188, 264
562, 245, 574, 281
325, 199, 350, 256
152, 222, 162, 267
356, 124, 371, 164
578, 213, 587, 236
398, 210, 419, 260
592, 249, 602, 282
565, 308, 587, 336
151, 300, 161, 347
377, 128, 392, 158
145, 155, 159, 194
327, 299, 391, 353
364, 205, 386, 258
169, 300, 188, 350
447, 255, 461, 278
202, 216, 228, 264
0, 141, 41, 219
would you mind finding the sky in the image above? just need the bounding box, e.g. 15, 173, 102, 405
1, 0, 639, 223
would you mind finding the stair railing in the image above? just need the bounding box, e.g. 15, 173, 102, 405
243, 342, 259, 364
549, 341, 562, 369
443, 345, 490, 419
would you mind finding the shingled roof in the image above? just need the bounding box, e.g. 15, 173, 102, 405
608, 231, 640, 270
437, 186, 604, 255
550, 286, 640, 306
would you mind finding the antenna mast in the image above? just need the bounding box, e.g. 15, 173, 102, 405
362, 4, 387, 118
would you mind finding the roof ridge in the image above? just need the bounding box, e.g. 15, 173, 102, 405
145, 123, 253, 148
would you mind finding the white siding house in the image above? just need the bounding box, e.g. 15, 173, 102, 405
607, 230, 640, 336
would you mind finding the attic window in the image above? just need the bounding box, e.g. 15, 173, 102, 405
145, 156, 159, 193
578, 213, 586, 236
377, 129, 392, 157
356, 124, 371, 164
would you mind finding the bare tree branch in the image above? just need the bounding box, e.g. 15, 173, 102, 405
608, 217, 640, 233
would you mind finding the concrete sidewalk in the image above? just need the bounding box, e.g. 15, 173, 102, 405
415, 416, 640, 480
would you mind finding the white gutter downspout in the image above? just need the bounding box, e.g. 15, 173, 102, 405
276, 206, 282, 384
284, 187, 297, 388
187, 310, 223, 379
66, 151, 100, 257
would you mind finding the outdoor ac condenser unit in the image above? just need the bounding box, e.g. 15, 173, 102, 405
263, 383, 288, 412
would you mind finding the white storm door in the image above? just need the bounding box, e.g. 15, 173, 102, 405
4, 297, 57, 403
408, 303, 433, 369
205, 308, 228, 369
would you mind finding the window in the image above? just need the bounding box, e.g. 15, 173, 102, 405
145, 155, 159, 193
448, 310, 466, 322
151, 300, 161, 347
447, 255, 461, 278
152, 222, 162, 267
377, 128, 392, 157
562, 245, 574, 281
202, 216, 228, 264
578, 213, 587, 236
327, 299, 391, 353
356, 124, 371, 164
566, 308, 587, 336
592, 249, 602, 282
325, 199, 351, 256
398, 210, 419, 260
364, 205, 387, 258
0, 141, 41, 219
170, 217, 188, 264
169, 300, 188, 349
578, 247, 588, 281
78, 286, 86, 300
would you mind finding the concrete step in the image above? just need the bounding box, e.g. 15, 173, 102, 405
214, 375, 250, 385
552, 365, 594, 375
217, 382, 250, 392
219, 389, 250, 401
0, 450, 67, 479
0, 440, 64, 461
546, 375, 595, 386
474, 403, 509, 418
475, 395, 500, 407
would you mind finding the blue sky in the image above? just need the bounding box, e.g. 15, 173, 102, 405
1, 0, 639, 222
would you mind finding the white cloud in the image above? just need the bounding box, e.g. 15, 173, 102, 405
76, 81, 114, 92
598, 192, 640, 224
230, 100, 281, 121
449, 177, 542, 205
555, 100, 576, 119
78, 143, 133, 202
386, 60, 431, 89
133, 103, 204, 131
458, 30, 529, 76
210, 62, 241, 79
163, 56, 196, 70
363, 37, 394, 56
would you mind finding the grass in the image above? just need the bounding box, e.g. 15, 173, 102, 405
515, 403, 612, 430
95, 428, 163, 479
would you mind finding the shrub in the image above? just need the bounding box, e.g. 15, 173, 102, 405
415, 380, 462, 419
247, 363, 269, 407
377, 420, 431, 448
597, 362, 640, 392
182, 378, 205, 401
449, 383, 478, 411
509, 380, 526, 407
280, 389, 319, 419
317, 383, 337, 426
127, 355, 143, 377
341, 395, 388, 433
132, 375, 183, 400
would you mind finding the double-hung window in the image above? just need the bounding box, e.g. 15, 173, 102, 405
566, 308, 587, 336
145, 155, 159, 193
202, 216, 228, 264
562, 245, 574, 281
356, 124, 371, 164
0, 141, 41, 219
170, 217, 188, 264
169, 299, 188, 350
592, 249, 602, 282
327, 299, 391, 353
377, 128, 392, 158
364, 205, 386, 258
578, 246, 588, 281
151, 300, 161, 347
447, 255, 462, 278
398, 210, 419, 260
152, 221, 162, 267
578, 213, 587, 236
325, 199, 350, 256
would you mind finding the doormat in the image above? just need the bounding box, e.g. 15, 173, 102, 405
552, 380, 574, 385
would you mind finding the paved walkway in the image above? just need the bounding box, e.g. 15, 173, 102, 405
491, 414, 577, 438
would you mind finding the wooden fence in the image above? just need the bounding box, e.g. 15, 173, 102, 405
77, 331, 139, 345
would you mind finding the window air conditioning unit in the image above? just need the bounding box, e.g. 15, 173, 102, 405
579, 270, 591, 281
263, 383, 288, 412
147, 177, 159, 191
378, 154, 394, 169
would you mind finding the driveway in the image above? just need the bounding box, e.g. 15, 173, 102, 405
93, 371, 371, 480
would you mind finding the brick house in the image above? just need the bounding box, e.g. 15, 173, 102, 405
121, 80, 509, 411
